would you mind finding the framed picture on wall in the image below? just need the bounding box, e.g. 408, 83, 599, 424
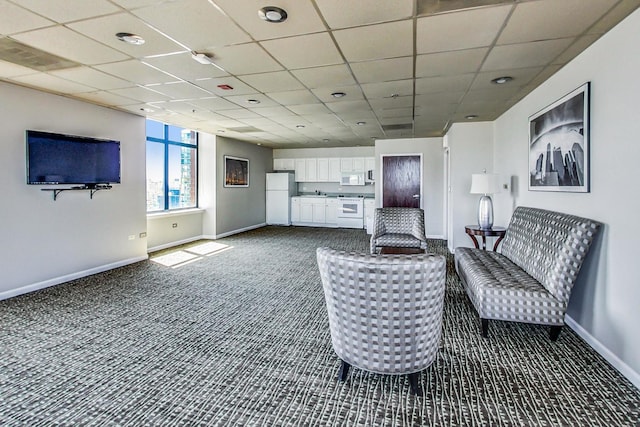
224, 155, 249, 187
528, 82, 590, 192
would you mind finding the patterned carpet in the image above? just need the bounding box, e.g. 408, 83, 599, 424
1, 226, 638, 426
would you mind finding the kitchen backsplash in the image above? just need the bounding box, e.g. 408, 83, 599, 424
296, 182, 374, 196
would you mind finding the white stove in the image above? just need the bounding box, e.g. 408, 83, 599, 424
336, 195, 364, 229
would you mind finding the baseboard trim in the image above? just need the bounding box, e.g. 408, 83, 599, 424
566, 315, 640, 390
427, 234, 445, 239
147, 236, 204, 253
204, 223, 266, 239
0, 255, 149, 302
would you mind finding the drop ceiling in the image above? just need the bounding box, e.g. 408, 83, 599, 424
1, 0, 638, 148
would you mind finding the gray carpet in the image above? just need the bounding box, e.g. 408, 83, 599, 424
1, 226, 638, 426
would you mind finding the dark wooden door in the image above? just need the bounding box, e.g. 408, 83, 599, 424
382, 155, 421, 207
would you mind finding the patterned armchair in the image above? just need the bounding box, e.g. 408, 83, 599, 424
370, 207, 428, 254
316, 247, 446, 396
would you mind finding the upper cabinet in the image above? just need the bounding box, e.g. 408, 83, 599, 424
273, 158, 295, 171
277, 156, 374, 182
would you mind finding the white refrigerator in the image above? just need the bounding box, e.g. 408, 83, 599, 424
266, 172, 297, 225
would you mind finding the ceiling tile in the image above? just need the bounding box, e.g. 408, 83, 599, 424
224, 93, 279, 108
109, 86, 171, 103
0, 0, 54, 34
191, 77, 258, 96
210, 43, 283, 75
96, 60, 176, 85
143, 53, 229, 81
553, 35, 601, 65
416, 5, 512, 54
249, 106, 295, 118
131, 0, 251, 50
261, 32, 343, 69
217, 109, 263, 120
361, 79, 413, 99
414, 92, 465, 106
148, 81, 212, 99
286, 104, 332, 115
482, 39, 574, 71
11, 73, 95, 93
350, 57, 413, 84
50, 67, 132, 90
310, 85, 364, 103
498, 0, 616, 45
326, 100, 372, 113
14, 0, 119, 23
266, 89, 319, 105
369, 96, 413, 110
290, 64, 356, 89
188, 97, 243, 111
68, 13, 185, 58
12, 26, 130, 65
470, 67, 543, 91
315, 0, 414, 29
239, 71, 303, 93
0, 59, 38, 78
415, 74, 474, 95
333, 20, 413, 62
589, 0, 640, 34
213, 0, 326, 40
416, 48, 488, 78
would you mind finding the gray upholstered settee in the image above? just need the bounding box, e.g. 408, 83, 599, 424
316, 247, 446, 396
455, 206, 601, 341
370, 207, 428, 254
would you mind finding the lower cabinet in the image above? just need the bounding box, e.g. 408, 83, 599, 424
291, 197, 338, 227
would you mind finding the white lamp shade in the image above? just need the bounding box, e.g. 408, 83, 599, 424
470, 173, 501, 195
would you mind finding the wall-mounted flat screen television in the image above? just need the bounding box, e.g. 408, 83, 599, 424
26, 130, 121, 187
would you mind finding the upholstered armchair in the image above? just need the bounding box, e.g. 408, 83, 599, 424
316, 247, 446, 396
370, 207, 428, 254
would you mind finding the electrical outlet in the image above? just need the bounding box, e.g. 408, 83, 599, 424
128, 235, 135, 240
172, 223, 178, 228
503, 183, 509, 190
139, 232, 147, 238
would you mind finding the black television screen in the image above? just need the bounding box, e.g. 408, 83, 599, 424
26, 130, 121, 186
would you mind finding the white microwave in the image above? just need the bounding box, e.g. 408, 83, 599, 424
341, 172, 365, 186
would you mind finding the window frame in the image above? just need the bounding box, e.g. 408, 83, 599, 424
146, 120, 198, 212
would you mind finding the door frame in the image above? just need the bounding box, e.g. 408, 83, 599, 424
380, 153, 424, 209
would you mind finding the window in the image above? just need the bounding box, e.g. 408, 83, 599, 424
146, 119, 198, 212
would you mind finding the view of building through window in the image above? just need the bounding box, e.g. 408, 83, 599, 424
146, 120, 197, 212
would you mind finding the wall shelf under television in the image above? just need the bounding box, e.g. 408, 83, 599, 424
42, 184, 112, 201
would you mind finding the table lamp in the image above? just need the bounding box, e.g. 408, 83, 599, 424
470, 172, 501, 229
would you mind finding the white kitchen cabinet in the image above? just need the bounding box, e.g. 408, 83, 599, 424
317, 158, 329, 181
312, 199, 325, 223
294, 158, 306, 182
305, 158, 317, 182
341, 157, 365, 172
300, 201, 313, 222
274, 158, 295, 171
291, 197, 301, 222
328, 158, 341, 182
325, 198, 338, 225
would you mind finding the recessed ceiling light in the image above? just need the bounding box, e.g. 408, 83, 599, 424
217, 84, 234, 90
115, 32, 145, 45
296, 124, 305, 128
191, 51, 214, 65
323, 139, 330, 142
491, 76, 513, 84
356, 121, 366, 126
247, 99, 260, 104
331, 91, 346, 98
465, 114, 478, 119
258, 6, 288, 23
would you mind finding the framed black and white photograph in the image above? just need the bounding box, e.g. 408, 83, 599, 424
224, 155, 249, 187
528, 82, 590, 192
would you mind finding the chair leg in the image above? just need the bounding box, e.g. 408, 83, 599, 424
338, 360, 350, 381
549, 326, 562, 341
481, 318, 489, 338
408, 372, 423, 396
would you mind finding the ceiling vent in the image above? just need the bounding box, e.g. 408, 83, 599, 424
0, 37, 79, 71
382, 123, 413, 131
227, 126, 262, 133
418, 0, 515, 16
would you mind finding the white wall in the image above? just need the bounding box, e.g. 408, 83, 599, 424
492, 9, 640, 386
375, 138, 445, 238
0, 81, 148, 299
444, 123, 496, 252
